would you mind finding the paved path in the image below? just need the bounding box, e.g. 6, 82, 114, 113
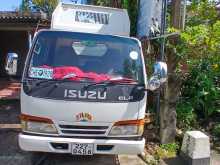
118, 155, 146, 165
211, 150, 220, 165
0, 80, 20, 99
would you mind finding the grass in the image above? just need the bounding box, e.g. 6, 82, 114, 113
155, 143, 180, 159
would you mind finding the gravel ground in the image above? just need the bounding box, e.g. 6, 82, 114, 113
211, 150, 220, 165
0, 101, 20, 124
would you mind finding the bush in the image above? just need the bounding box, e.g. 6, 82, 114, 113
155, 143, 180, 159
159, 143, 180, 153
176, 102, 197, 131
175, 1, 220, 130
176, 58, 220, 131
180, 60, 220, 120
212, 123, 220, 136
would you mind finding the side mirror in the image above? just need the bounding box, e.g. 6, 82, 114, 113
5, 53, 18, 76
147, 61, 168, 91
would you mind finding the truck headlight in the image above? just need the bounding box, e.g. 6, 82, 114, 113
20, 114, 58, 134
108, 119, 145, 136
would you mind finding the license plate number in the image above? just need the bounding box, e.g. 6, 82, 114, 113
72, 143, 93, 155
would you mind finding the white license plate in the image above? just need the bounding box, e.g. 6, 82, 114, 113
72, 143, 93, 155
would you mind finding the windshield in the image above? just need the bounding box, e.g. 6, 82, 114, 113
27, 31, 144, 83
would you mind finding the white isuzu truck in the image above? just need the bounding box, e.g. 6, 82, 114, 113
5, 3, 167, 155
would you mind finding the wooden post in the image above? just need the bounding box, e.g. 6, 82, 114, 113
160, 0, 182, 144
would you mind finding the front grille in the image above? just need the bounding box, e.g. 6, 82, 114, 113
59, 125, 108, 130
58, 124, 109, 136
61, 130, 106, 135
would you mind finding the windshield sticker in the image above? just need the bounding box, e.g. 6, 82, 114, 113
82, 41, 97, 47
29, 67, 53, 79
129, 51, 138, 60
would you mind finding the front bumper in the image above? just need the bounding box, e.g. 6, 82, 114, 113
19, 133, 145, 155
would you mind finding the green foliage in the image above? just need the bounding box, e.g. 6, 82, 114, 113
177, 21, 220, 60
178, 59, 220, 122
155, 143, 180, 159
173, 0, 220, 60
212, 123, 220, 136
19, 0, 58, 16
176, 102, 197, 131
122, 0, 138, 36
92, 0, 111, 6
176, 58, 220, 129
32, 0, 58, 16
92, 0, 138, 36
174, 0, 220, 130
142, 143, 180, 165
187, 0, 218, 26
20, 0, 31, 12
159, 143, 180, 153
172, 22, 220, 60
184, 60, 219, 118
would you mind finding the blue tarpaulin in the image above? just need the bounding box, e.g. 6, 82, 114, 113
62, 0, 88, 4
137, 0, 162, 37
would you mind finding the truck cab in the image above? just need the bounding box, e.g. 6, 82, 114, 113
5, 3, 167, 155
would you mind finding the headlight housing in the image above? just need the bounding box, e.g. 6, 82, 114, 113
20, 114, 58, 134
108, 119, 145, 136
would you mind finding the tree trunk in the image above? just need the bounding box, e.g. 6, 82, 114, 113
160, 0, 182, 144
171, 0, 182, 28
160, 73, 181, 143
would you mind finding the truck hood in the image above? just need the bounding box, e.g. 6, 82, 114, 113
21, 89, 146, 124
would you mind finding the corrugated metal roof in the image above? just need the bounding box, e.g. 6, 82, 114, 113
0, 11, 49, 24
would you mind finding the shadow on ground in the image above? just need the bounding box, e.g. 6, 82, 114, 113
162, 157, 185, 165
0, 130, 119, 165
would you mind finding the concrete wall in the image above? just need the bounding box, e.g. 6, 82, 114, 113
0, 31, 29, 78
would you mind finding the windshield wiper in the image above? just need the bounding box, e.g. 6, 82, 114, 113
33, 73, 94, 87
57, 73, 95, 84
84, 77, 138, 89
